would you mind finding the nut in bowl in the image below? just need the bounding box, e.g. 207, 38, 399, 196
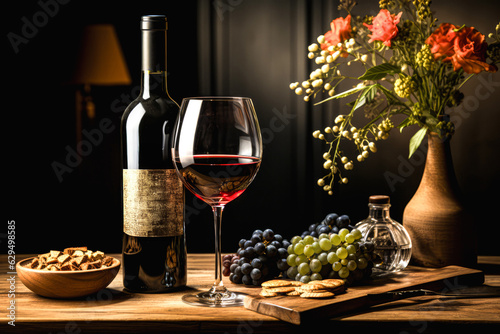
16, 247, 120, 299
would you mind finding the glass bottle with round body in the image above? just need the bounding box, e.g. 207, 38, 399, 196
355, 195, 412, 273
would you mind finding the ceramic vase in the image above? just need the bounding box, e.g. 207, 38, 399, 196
402, 132, 477, 268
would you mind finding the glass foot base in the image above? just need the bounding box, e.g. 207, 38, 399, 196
182, 290, 246, 307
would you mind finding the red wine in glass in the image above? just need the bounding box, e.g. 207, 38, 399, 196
175, 154, 261, 206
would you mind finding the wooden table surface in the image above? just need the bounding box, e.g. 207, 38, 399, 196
1, 254, 499, 333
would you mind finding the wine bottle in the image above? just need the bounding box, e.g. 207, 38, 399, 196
121, 15, 187, 292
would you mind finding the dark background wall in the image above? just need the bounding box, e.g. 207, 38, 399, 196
4, 0, 500, 255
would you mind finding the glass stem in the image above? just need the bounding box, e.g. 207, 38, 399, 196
212, 205, 226, 291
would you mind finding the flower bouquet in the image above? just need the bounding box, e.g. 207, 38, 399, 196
290, 0, 499, 196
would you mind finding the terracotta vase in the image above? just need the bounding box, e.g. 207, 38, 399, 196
402, 132, 477, 268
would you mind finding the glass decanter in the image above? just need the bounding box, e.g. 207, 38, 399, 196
355, 195, 412, 272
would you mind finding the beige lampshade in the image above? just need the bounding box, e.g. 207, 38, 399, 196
72, 24, 131, 85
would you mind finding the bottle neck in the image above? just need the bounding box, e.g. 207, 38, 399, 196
141, 71, 168, 99
140, 28, 168, 99
368, 203, 391, 220
142, 29, 167, 72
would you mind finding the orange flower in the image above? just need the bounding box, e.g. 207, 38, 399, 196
426, 23, 497, 74
364, 9, 402, 47
450, 26, 497, 74
321, 15, 352, 57
425, 23, 459, 60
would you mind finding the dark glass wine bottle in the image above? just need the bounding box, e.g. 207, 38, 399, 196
121, 15, 187, 292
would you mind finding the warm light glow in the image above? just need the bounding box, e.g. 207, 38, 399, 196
72, 24, 131, 85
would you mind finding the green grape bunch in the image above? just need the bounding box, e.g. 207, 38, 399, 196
286, 213, 378, 286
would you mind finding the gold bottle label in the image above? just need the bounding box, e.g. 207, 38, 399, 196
123, 169, 184, 237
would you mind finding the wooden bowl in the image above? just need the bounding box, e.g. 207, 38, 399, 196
16, 256, 121, 299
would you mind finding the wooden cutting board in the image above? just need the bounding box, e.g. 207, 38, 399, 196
244, 265, 483, 325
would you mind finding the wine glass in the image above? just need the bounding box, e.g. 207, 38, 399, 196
171, 97, 263, 307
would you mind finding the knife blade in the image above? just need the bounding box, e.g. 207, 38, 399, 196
367, 285, 500, 302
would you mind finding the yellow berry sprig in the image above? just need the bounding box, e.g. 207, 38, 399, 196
311, 113, 394, 195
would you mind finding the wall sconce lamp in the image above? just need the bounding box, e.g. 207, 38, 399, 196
71, 24, 131, 143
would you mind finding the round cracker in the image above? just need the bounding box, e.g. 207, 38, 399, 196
286, 290, 301, 296
263, 286, 297, 294
329, 285, 346, 294
318, 281, 343, 289
261, 279, 293, 288
320, 279, 344, 286
300, 291, 335, 299
259, 289, 278, 297
290, 280, 304, 286
296, 288, 331, 294
298, 283, 328, 291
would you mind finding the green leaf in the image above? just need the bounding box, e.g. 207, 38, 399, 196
358, 63, 401, 81
408, 127, 427, 158
314, 86, 365, 105
331, 86, 365, 99
352, 85, 378, 111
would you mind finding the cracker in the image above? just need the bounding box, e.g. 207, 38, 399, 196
263, 286, 297, 294
296, 287, 330, 294
289, 280, 305, 286
293, 279, 346, 296
259, 289, 278, 298
320, 279, 346, 294
329, 284, 346, 293
300, 291, 335, 299
286, 290, 301, 296
259, 278, 345, 299
261, 279, 293, 288
298, 283, 329, 291
319, 279, 344, 287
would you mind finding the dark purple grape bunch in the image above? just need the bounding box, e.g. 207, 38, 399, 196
222, 253, 239, 277
301, 213, 356, 238
228, 229, 291, 286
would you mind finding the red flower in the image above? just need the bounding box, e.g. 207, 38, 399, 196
426, 23, 497, 74
426, 23, 459, 60
450, 27, 497, 74
321, 15, 352, 57
364, 9, 402, 47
